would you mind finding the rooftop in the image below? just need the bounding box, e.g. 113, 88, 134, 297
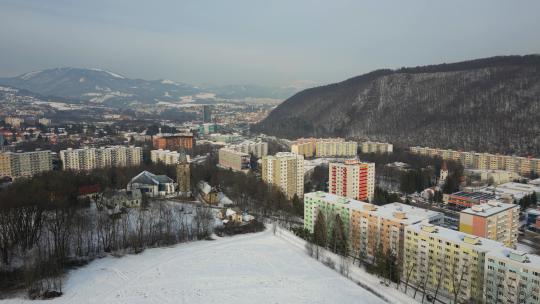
305, 192, 441, 224
407, 222, 504, 253
461, 201, 518, 217
486, 247, 540, 268
496, 182, 540, 193
373, 202, 442, 225
449, 190, 497, 201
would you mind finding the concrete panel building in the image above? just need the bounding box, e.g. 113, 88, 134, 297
227, 140, 268, 158
290, 138, 357, 158
151, 149, 190, 165
262, 152, 304, 199
218, 148, 250, 171
459, 201, 519, 248
329, 159, 375, 202
484, 249, 540, 304
404, 223, 502, 303
0, 150, 52, 179
304, 192, 443, 264
60, 146, 142, 171
360, 141, 393, 154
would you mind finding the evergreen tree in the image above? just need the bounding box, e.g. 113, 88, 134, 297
329, 214, 347, 256
291, 194, 303, 216
313, 210, 327, 248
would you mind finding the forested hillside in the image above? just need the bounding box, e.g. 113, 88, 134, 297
254, 55, 540, 155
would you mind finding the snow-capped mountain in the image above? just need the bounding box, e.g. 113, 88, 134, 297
0, 67, 200, 106
0, 67, 301, 107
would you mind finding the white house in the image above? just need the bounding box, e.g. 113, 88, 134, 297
127, 171, 175, 197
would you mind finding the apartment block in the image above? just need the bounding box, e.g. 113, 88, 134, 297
261, 152, 304, 199
459, 201, 519, 248
404, 223, 502, 303
218, 147, 250, 171
60, 146, 142, 171
410, 146, 540, 176
153, 133, 195, 151
290, 138, 357, 158
151, 149, 190, 165
303, 192, 358, 236
304, 192, 443, 264
360, 141, 393, 154
484, 249, 540, 304
315, 139, 357, 158
329, 159, 375, 202
4, 116, 23, 128
0, 150, 52, 179
227, 140, 268, 158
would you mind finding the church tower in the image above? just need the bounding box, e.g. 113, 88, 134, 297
438, 161, 448, 187
176, 154, 191, 197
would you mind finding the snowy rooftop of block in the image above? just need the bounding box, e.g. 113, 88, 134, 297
372, 202, 442, 225
304, 192, 369, 210
407, 222, 504, 253
461, 201, 518, 217
305, 192, 441, 224
486, 247, 540, 268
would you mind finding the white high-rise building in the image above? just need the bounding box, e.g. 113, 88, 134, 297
60, 146, 142, 171
261, 152, 304, 199
151, 149, 190, 165
227, 140, 268, 158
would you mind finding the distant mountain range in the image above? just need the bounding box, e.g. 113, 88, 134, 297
253, 55, 540, 155
0, 67, 301, 107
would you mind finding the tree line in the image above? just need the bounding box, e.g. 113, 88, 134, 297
0, 167, 214, 298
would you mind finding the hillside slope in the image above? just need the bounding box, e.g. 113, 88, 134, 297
253, 55, 540, 155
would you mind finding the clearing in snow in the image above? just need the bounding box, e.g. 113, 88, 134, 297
2, 229, 386, 304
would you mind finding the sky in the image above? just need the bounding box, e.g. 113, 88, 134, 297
0, 0, 539, 86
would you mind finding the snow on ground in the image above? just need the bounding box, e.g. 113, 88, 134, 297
1, 229, 385, 304
275, 227, 420, 304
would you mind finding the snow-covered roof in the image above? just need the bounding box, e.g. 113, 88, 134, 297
461, 201, 518, 217
407, 223, 504, 253
130, 171, 173, 185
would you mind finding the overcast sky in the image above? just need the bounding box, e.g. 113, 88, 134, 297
1, 0, 539, 86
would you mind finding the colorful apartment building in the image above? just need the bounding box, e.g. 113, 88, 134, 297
303, 192, 359, 236
261, 152, 304, 199
459, 201, 519, 248
329, 160, 375, 202
153, 133, 195, 151
304, 192, 443, 264
404, 223, 502, 303
484, 249, 540, 304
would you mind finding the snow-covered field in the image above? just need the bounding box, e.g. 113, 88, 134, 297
2, 230, 385, 304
